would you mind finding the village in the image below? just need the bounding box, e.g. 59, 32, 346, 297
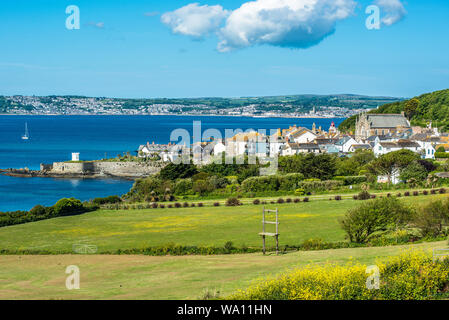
138, 112, 447, 174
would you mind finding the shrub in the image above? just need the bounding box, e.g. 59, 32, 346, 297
92, 195, 122, 206
286, 198, 292, 203
253, 199, 261, 205
168, 204, 173, 208
190, 203, 196, 207
357, 190, 371, 200
229, 252, 449, 300
242, 173, 304, 193
270, 201, 275, 204
53, 198, 85, 216
431, 189, 437, 195
353, 195, 358, 200
440, 188, 447, 194
174, 178, 194, 196
174, 203, 181, 208
151, 203, 158, 209
29, 205, 46, 216
198, 203, 204, 207
404, 191, 410, 197
413, 191, 419, 196
435, 152, 449, 159
224, 241, 234, 253
370, 195, 377, 199
298, 180, 344, 193
226, 198, 242, 207
335, 195, 342, 201
334, 176, 368, 186
423, 190, 429, 195
183, 202, 189, 208
294, 198, 300, 203
387, 193, 391, 198
397, 193, 402, 197
413, 199, 449, 237
159, 204, 165, 209
214, 202, 220, 207
294, 188, 305, 196
300, 238, 326, 251
303, 197, 309, 202
277, 198, 285, 204
339, 197, 414, 243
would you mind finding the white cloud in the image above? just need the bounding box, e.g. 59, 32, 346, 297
217, 0, 356, 52
161, 3, 229, 38
374, 0, 407, 26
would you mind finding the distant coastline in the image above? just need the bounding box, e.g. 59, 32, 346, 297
0, 113, 345, 119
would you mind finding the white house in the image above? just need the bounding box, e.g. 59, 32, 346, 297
226, 131, 268, 157
423, 142, 436, 160
377, 167, 401, 184
287, 128, 317, 144
348, 144, 372, 153
336, 136, 358, 153
373, 140, 421, 157
281, 143, 321, 156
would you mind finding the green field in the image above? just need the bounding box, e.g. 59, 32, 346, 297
0, 194, 447, 253
1, 193, 448, 300
0, 241, 445, 300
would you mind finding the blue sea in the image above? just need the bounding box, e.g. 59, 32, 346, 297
0, 115, 344, 211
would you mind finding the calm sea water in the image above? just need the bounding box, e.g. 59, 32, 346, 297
0, 115, 343, 211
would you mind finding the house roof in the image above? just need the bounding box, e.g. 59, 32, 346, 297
351, 144, 371, 150
289, 128, 315, 138
378, 140, 420, 149
284, 143, 320, 150
366, 114, 410, 129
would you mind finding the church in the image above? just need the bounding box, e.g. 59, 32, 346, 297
355, 112, 411, 140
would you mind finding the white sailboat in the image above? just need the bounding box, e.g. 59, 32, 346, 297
21, 122, 30, 140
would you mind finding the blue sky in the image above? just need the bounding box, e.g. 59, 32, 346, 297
0, 0, 448, 99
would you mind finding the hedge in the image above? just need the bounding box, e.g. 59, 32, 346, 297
334, 176, 368, 185
435, 152, 449, 159
241, 173, 304, 193
298, 180, 344, 192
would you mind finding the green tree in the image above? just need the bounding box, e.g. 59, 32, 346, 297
340, 197, 414, 243
404, 98, 419, 120
159, 163, 198, 180
367, 150, 419, 183
399, 161, 428, 182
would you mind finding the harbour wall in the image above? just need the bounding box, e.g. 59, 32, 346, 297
41, 161, 164, 178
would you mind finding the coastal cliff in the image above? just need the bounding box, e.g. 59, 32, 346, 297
1, 161, 165, 179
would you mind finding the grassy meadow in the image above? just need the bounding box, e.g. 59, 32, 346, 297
0, 241, 446, 300
0, 193, 447, 253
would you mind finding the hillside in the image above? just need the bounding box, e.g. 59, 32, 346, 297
339, 89, 449, 132
0, 94, 400, 116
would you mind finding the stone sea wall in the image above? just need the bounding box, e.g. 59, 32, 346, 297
42, 161, 164, 178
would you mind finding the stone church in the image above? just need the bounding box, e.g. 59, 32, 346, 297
355, 112, 411, 140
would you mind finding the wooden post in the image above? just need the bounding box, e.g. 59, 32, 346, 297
263, 235, 266, 255
262, 207, 266, 255
276, 208, 279, 255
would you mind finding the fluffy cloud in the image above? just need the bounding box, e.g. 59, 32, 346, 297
217, 0, 356, 52
161, 3, 229, 38
374, 0, 407, 26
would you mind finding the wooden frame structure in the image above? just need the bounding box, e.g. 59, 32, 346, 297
259, 207, 279, 255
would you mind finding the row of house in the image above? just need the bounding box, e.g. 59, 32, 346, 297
138, 114, 447, 163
